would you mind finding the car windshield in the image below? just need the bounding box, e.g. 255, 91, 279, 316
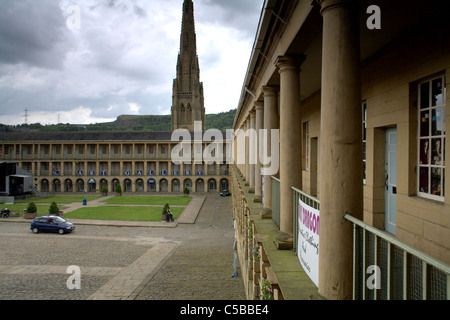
52, 216, 67, 224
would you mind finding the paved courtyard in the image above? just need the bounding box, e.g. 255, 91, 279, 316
0, 194, 245, 300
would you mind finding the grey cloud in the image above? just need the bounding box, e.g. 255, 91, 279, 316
197, 0, 263, 38
0, 0, 73, 69
0, 0, 260, 125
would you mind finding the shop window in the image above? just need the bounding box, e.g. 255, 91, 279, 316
418, 75, 446, 200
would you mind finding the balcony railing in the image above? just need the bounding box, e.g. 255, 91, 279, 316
345, 214, 450, 300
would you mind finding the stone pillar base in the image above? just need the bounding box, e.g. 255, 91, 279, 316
260, 207, 272, 219
274, 231, 293, 250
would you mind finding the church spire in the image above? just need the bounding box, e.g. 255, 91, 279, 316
180, 0, 196, 57
172, 0, 205, 132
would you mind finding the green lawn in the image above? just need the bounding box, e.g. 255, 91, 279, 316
4, 195, 189, 221
64, 206, 184, 222
103, 196, 191, 205
16, 196, 102, 204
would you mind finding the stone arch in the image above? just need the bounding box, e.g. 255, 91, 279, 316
52, 179, 61, 192
76, 179, 85, 192
136, 178, 144, 192
208, 178, 217, 192
160, 179, 168, 192
172, 179, 181, 192
196, 178, 204, 192
183, 179, 192, 192
124, 179, 132, 192
64, 179, 73, 192
220, 178, 229, 191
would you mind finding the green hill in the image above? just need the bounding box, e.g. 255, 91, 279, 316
5, 109, 237, 133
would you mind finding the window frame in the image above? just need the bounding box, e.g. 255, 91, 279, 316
417, 74, 446, 202
362, 101, 367, 184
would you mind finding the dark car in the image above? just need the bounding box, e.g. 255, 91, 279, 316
30, 216, 75, 234
220, 190, 231, 197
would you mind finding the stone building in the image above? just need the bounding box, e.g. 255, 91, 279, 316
231, 0, 449, 300
0, 0, 229, 196
172, 0, 206, 132
0, 131, 230, 195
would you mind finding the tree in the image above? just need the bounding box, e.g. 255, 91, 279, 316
26, 202, 37, 213
49, 202, 60, 215
115, 184, 122, 195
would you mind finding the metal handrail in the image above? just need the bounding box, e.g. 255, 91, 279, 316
345, 213, 450, 300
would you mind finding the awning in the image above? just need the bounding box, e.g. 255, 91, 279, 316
10, 174, 32, 178
147, 179, 156, 184
88, 178, 96, 184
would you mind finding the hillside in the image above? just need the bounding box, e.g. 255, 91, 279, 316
3, 109, 237, 133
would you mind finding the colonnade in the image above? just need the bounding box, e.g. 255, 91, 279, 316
235, 0, 364, 300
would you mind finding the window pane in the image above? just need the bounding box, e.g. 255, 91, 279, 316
420, 82, 430, 109
420, 111, 429, 137
431, 107, 443, 136
432, 78, 443, 106
419, 167, 429, 193
419, 139, 430, 164
431, 138, 443, 165
431, 167, 442, 196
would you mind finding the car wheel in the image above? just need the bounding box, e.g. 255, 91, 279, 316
58, 229, 65, 235
32, 227, 39, 234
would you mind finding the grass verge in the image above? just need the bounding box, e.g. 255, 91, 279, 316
103, 196, 191, 205
63, 206, 183, 222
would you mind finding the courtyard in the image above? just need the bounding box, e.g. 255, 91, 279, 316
0, 193, 245, 300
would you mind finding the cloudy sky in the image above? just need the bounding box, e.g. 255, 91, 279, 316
0, 0, 263, 125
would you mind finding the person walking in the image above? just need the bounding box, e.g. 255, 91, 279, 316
231, 219, 238, 278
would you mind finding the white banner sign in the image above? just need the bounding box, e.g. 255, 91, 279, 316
297, 198, 320, 287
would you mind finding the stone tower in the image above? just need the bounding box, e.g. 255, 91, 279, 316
172, 0, 205, 132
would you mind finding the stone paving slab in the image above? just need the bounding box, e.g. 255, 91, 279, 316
88, 241, 180, 300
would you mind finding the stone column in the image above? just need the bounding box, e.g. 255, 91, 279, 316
248, 110, 256, 193
260, 86, 279, 218
254, 102, 264, 202
318, 0, 363, 300
275, 55, 305, 249
245, 118, 250, 186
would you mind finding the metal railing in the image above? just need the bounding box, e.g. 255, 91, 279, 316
345, 214, 450, 300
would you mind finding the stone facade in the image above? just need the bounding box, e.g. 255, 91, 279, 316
232, 0, 450, 300
0, 132, 230, 195
171, 0, 205, 132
